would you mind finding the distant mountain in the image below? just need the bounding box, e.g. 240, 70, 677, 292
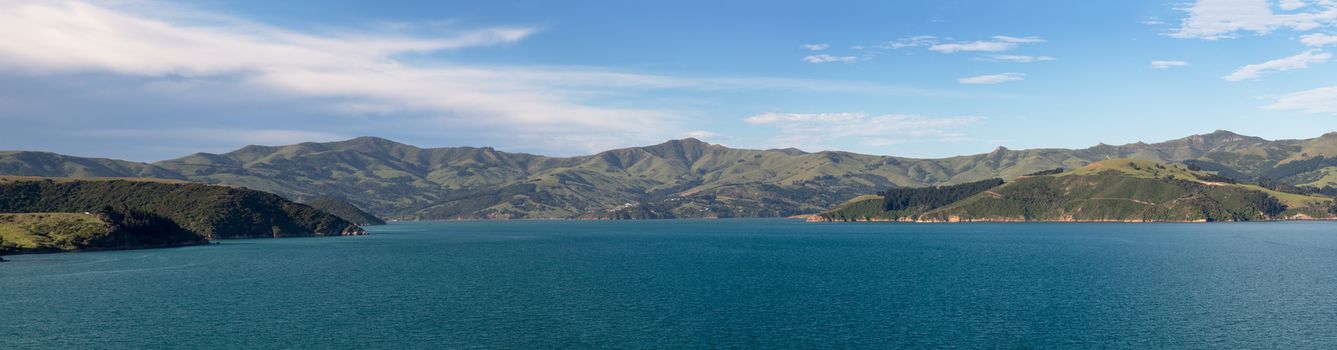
0, 151, 183, 179
2, 130, 1335, 220
0, 177, 365, 240
815, 159, 1336, 222
305, 196, 385, 226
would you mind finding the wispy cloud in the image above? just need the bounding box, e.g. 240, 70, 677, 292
802, 54, 859, 63
1223, 49, 1331, 81
1302, 32, 1337, 46
1266, 86, 1337, 114
1281, 0, 1310, 10
683, 130, 719, 139
0, 1, 967, 156
958, 73, 1026, 84
883, 35, 940, 49
78, 128, 349, 145
977, 55, 1056, 63
1170, 0, 1337, 40
1150, 60, 1191, 69
800, 43, 830, 51
929, 36, 1044, 53
743, 112, 982, 151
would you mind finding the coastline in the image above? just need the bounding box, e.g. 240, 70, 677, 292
806, 216, 1337, 223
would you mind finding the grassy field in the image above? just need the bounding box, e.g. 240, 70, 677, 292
0, 213, 108, 252
1301, 167, 1337, 188
1065, 159, 1332, 208
820, 159, 1335, 222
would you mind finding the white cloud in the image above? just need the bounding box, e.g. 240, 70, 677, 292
930, 42, 1014, 53
0, 1, 965, 156
1302, 32, 1337, 45
992, 36, 1046, 43
1266, 86, 1337, 113
743, 112, 982, 151
683, 130, 719, 139
78, 128, 348, 145
800, 43, 830, 51
958, 73, 1026, 84
802, 54, 858, 63
977, 55, 1056, 63
1171, 0, 1337, 40
929, 36, 1044, 53
1151, 60, 1191, 68
1281, 0, 1309, 10
884, 35, 940, 49
1223, 49, 1331, 81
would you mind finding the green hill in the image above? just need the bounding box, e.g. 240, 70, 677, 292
0, 209, 207, 254
0, 178, 365, 240
817, 159, 1336, 222
305, 196, 386, 226
0, 151, 184, 179
3, 130, 1336, 220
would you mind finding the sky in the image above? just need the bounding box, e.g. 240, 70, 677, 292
0, 0, 1335, 161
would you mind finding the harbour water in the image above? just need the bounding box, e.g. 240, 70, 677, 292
3, 219, 1337, 348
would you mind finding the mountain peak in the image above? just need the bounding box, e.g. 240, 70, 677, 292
659, 138, 709, 147
336, 136, 404, 146
1160, 130, 1263, 148
325, 136, 414, 153
636, 138, 713, 164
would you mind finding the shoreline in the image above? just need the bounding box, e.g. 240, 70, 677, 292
806, 217, 1337, 223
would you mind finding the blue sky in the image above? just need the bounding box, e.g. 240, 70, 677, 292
0, 0, 1335, 161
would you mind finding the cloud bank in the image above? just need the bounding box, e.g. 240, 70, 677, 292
1223, 49, 1331, 81
743, 112, 982, 151
958, 73, 1026, 84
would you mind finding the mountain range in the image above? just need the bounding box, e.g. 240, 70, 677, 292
815, 159, 1336, 222
2, 130, 1335, 220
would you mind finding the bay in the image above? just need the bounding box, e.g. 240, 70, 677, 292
3, 220, 1337, 348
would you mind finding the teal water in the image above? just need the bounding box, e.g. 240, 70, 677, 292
3, 220, 1337, 348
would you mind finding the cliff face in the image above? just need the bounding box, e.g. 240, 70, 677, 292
0, 179, 364, 240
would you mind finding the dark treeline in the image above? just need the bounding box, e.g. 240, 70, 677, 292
305, 196, 386, 226
0, 179, 361, 239
1255, 178, 1336, 197
1183, 160, 1253, 182
879, 178, 1004, 212
1196, 173, 1239, 184
1023, 168, 1065, 176
1259, 156, 1337, 182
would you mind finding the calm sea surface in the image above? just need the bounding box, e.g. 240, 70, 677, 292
3, 220, 1337, 349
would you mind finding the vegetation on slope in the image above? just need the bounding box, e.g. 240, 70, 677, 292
0, 151, 183, 179
819, 159, 1335, 222
816, 179, 1005, 221
0, 208, 207, 254
4, 130, 1337, 220
880, 178, 1005, 211
305, 196, 386, 226
0, 179, 364, 239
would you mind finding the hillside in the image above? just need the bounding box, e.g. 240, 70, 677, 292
816, 159, 1337, 222
305, 196, 386, 226
0, 178, 365, 239
0, 151, 184, 179
3, 130, 1336, 220
0, 209, 207, 254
